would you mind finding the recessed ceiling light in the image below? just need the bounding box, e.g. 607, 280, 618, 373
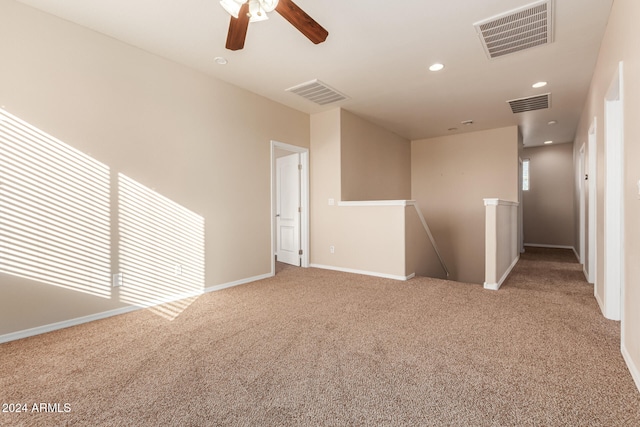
547, 120, 557, 125
544, 140, 553, 144
429, 63, 445, 72
532, 81, 547, 88
461, 120, 473, 125
214, 56, 228, 65
448, 127, 458, 131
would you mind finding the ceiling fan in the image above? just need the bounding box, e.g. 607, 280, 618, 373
220, 0, 329, 51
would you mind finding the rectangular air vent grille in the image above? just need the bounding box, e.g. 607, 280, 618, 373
474, 0, 554, 59
285, 79, 348, 105
508, 93, 551, 113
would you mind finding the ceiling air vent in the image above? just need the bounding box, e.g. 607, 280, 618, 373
473, 0, 554, 59
507, 93, 551, 114
285, 79, 348, 105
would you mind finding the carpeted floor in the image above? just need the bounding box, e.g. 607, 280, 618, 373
1, 247, 639, 426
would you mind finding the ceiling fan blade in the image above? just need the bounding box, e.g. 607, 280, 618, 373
226, 2, 250, 51
275, 0, 328, 44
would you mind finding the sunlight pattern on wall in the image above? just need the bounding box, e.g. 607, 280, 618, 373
0, 109, 111, 297
118, 173, 205, 308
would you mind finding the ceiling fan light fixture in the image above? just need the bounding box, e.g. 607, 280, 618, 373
220, 0, 244, 18
220, 0, 278, 22
258, 0, 279, 13
248, 1, 269, 22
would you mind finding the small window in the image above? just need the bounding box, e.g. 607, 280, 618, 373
522, 159, 530, 191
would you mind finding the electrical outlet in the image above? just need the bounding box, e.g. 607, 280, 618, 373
112, 273, 123, 287
330, 245, 335, 254
328, 198, 335, 206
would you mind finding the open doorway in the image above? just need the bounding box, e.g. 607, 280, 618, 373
270, 141, 309, 275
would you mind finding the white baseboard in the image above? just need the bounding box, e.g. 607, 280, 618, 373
524, 243, 575, 250
595, 288, 606, 317
0, 306, 140, 345
524, 244, 579, 261
622, 342, 640, 394
310, 264, 414, 281
484, 255, 520, 291
0, 272, 273, 344
572, 247, 580, 261
204, 272, 273, 293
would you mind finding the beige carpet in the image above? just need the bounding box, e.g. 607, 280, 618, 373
1, 247, 639, 426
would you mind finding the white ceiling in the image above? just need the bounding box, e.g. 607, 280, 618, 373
15, 0, 612, 146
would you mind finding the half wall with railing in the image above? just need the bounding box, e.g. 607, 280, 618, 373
310, 200, 448, 281
484, 198, 519, 290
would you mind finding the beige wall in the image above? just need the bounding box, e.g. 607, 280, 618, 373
411, 126, 519, 284
340, 109, 411, 201
572, 0, 640, 389
0, 1, 309, 335
523, 143, 576, 247
312, 203, 408, 278
310, 109, 412, 278
310, 109, 342, 267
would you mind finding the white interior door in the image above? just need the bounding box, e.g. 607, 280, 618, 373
276, 153, 301, 266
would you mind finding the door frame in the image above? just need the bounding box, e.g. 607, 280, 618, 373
270, 140, 309, 274
587, 118, 597, 285
602, 61, 624, 321
518, 157, 524, 253
579, 144, 586, 267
